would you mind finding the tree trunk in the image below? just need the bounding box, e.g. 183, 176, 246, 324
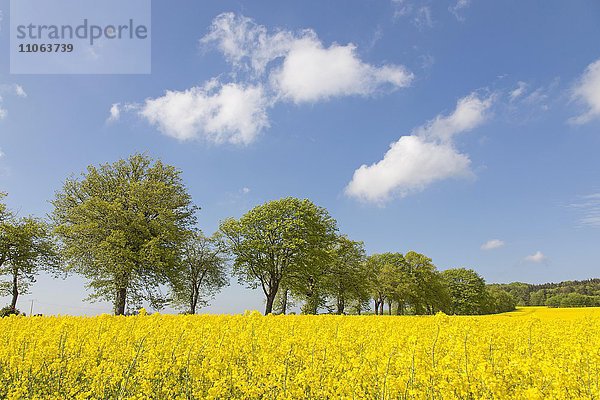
265, 292, 276, 315
10, 270, 18, 310
190, 294, 197, 315
388, 300, 392, 315
396, 302, 403, 315
374, 299, 379, 315
379, 301, 384, 315
115, 287, 127, 315
189, 282, 200, 314
336, 296, 345, 315
281, 288, 288, 315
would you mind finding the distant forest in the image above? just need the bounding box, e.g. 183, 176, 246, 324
491, 279, 600, 308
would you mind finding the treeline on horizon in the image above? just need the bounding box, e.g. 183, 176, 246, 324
492, 279, 600, 308
0, 154, 596, 317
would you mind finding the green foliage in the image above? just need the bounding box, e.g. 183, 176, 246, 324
51, 153, 197, 315
484, 286, 517, 314
0, 213, 58, 309
494, 279, 600, 308
220, 197, 337, 314
169, 231, 229, 314
323, 235, 368, 314
366, 252, 449, 315
0, 306, 21, 317
546, 293, 600, 307
442, 268, 488, 315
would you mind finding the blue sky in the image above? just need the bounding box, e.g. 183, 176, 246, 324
0, 0, 599, 315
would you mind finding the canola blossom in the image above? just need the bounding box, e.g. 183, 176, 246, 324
0, 307, 598, 399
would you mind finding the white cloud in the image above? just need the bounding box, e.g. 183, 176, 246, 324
449, 0, 471, 21
481, 239, 505, 250
392, 0, 412, 18
14, 85, 27, 98
0, 84, 26, 120
241, 187, 251, 194
392, 1, 434, 28
346, 136, 472, 203
346, 92, 493, 203
270, 37, 412, 103
139, 81, 269, 145
570, 58, 600, 124
525, 251, 546, 263
510, 81, 527, 101
124, 13, 412, 146
201, 13, 295, 76
202, 13, 413, 103
413, 93, 493, 143
107, 103, 120, 123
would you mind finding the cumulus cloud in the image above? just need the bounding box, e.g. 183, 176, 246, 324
413, 93, 493, 143
139, 81, 269, 145
525, 251, 546, 263
481, 239, 505, 250
202, 12, 413, 103
122, 13, 413, 146
346, 136, 471, 203
346, 92, 493, 203
570, 58, 600, 124
270, 37, 412, 103
201, 13, 295, 76
0, 107, 6, 120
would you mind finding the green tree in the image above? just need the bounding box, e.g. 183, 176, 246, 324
170, 231, 228, 314
220, 197, 337, 315
325, 236, 367, 314
52, 154, 197, 315
0, 217, 58, 311
404, 251, 448, 315
366, 253, 406, 315
0, 192, 10, 223
484, 286, 517, 313
442, 268, 487, 315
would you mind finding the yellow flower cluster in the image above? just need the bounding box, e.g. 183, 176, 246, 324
0, 307, 598, 399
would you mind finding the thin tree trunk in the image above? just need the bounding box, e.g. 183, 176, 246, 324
374, 299, 379, 315
281, 288, 288, 315
115, 287, 127, 315
190, 292, 197, 314
10, 270, 18, 310
388, 300, 392, 315
379, 301, 384, 315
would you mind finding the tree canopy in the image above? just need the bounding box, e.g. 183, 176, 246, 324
0, 217, 57, 311
220, 197, 337, 314
170, 231, 228, 314
51, 154, 197, 315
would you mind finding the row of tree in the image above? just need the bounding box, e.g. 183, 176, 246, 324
1, 154, 518, 316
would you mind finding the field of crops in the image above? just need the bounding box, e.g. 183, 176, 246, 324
0, 307, 598, 399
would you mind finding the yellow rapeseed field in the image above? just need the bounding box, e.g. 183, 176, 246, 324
0, 307, 598, 399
